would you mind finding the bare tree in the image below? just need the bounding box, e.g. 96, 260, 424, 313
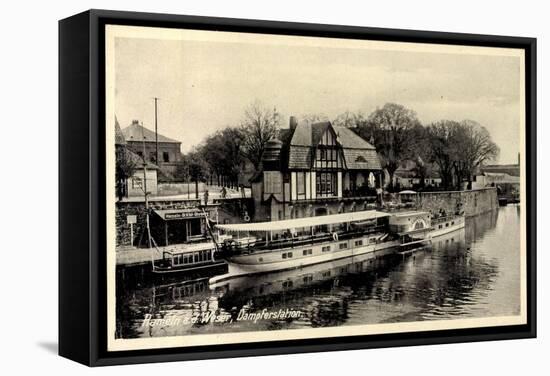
240, 100, 281, 170
300, 113, 329, 125
358, 103, 422, 191
332, 110, 366, 128
115, 146, 137, 200
453, 120, 500, 189
201, 127, 244, 188
426, 120, 461, 190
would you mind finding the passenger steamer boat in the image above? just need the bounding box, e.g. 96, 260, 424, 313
210, 210, 440, 283
152, 242, 225, 274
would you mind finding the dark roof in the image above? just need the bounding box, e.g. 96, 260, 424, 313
275, 121, 382, 171
311, 122, 332, 145
288, 146, 312, 169
115, 117, 126, 145
341, 149, 381, 170
335, 127, 380, 170
122, 121, 181, 144
290, 122, 312, 146
334, 127, 376, 150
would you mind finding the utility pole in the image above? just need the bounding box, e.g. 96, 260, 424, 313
141, 122, 152, 249
153, 97, 160, 165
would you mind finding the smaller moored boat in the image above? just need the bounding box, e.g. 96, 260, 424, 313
152, 242, 225, 274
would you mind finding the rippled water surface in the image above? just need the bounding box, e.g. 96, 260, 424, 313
116, 206, 521, 338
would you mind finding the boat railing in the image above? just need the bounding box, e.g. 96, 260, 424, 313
431, 214, 463, 225
224, 224, 387, 255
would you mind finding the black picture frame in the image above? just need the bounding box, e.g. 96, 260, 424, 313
59, 9, 537, 366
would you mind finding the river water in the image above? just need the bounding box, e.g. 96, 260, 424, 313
116, 205, 521, 339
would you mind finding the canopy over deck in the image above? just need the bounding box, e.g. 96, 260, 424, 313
215, 210, 389, 233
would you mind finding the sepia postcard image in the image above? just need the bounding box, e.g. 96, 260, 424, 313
105, 24, 527, 352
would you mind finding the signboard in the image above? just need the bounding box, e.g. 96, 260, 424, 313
163, 211, 204, 220
126, 215, 137, 224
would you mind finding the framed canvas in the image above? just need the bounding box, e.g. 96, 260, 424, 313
59, 9, 536, 366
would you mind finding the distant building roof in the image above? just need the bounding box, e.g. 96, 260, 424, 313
394, 159, 440, 179
480, 164, 520, 177
481, 172, 519, 184
122, 120, 181, 144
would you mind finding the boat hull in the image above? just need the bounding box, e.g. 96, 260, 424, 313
431, 216, 465, 238
210, 239, 400, 284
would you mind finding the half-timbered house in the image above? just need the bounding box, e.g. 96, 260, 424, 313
251, 117, 383, 221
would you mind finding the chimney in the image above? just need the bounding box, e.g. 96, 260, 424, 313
289, 116, 298, 130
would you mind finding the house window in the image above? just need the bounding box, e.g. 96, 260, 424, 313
316, 172, 336, 196
297, 172, 306, 196
132, 177, 142, 189
149, 152, 156, 163
163, 152, 170, 162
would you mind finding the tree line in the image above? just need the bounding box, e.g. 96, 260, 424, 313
349, 103, 500, 191
180, 101, 499, 193
117, 100, 500, 196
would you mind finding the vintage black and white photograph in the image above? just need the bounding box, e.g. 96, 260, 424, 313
105, 24, 527, 351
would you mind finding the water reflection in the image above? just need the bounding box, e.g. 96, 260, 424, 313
116, 206, 520, 339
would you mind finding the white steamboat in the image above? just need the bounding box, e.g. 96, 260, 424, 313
210, 210, 440, 283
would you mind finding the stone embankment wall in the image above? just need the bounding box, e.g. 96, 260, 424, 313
416, 187, 498, 217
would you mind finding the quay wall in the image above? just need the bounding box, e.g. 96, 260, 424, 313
416, 187, 498, 217
115, 197, 253, 247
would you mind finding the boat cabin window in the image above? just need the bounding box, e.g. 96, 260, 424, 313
282, 252, 293, 259
369, 238, 376, 244
339, 242, 348, 250
451, 221, 455, 225
322, 246, 331, 252
303, 249, 313, 256
439, 225, 443, 229
355, 240, 363, 247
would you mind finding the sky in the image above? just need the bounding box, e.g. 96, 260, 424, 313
113, 28, 523, 164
